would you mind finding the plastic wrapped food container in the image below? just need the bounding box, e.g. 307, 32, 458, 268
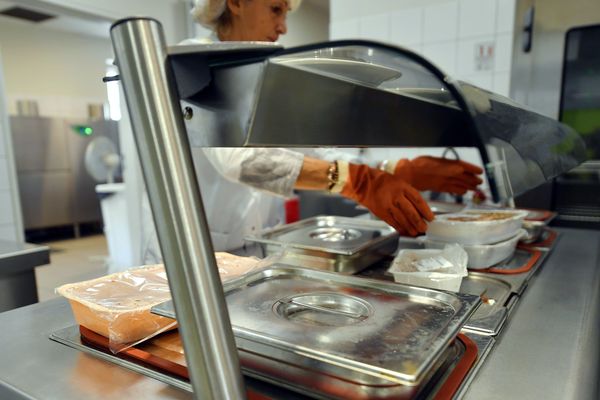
56, 252, 261, 352
424, 229, 526, 269
426, 210, 528, 245
56, 264, 175, 352
388, 245, 468, 292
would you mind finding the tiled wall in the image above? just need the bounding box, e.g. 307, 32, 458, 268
330, 0, 516, 96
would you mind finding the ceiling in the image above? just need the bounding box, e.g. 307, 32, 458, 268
0, 0, 112, 39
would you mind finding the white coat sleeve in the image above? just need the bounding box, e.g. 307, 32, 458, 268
202, 148, 304, 197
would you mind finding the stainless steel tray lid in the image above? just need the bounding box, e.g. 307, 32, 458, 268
224, 266, 480, 386
245, 216, 398, 255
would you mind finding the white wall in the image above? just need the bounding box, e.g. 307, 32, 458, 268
330, 0, 519, 201
0, 17, 112, 119
281, 1, 329, 47
0, 51, 23, 242
330, 0, 516, 96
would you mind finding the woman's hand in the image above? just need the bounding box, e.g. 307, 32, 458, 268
341, 163, 434, 236
393, 156, 483, 195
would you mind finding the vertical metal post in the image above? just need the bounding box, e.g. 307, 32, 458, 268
110, 18, 246, 399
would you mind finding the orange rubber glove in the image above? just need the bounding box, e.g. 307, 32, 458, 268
341, 163, 434, 236
393, 156, 483, 195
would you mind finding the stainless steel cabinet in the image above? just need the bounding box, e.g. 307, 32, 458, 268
10, 116, 119, 232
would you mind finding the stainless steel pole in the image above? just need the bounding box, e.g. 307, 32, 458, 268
110, 18, 246, 400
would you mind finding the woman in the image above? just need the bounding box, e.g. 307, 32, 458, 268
141, 0, 482, 263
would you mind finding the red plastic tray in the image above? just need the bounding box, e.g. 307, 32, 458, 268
79, 326, 477, 400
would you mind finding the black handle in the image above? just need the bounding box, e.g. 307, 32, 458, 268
102, 75, 120, 83
522, 6, 535, 53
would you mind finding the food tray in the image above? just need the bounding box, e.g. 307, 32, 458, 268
478, 247, 542, 275
426, 210, 529, 245
424, 230, 526, 269
77, 325, 478, 400
153, 266, 480, 389
245, 216, 399, 274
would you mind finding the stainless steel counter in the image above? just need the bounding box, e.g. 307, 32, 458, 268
0, 240, 49, 312
0, 228, 598, 399
0, 299, 191, 400
463, 227, 600, 400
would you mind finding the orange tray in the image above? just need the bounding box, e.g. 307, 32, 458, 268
520, 228, 558, 250
473, 247, 542, 275
79, 326, 477, 400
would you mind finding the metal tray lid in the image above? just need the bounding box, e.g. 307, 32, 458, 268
245, 216, 398, 255
225, 266, 479, 386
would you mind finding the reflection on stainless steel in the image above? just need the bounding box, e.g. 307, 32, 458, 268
522, 220, 546, 243
110, 18, 244, 400
459, 273, 513, 336
245, 216, 398, 274
51, 326, 191, 393
309, 227, 362, 242
155, 266, 480, 390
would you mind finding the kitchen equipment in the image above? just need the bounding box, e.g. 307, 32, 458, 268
51, 324, 480, 400
107, 18, 588, 398
245, 216, 398, 274
152, 266, 480, 397
426, 210, 529, 245
84, 136, 120, 184
424, 229, 527, 269
10, 116, 120, 233
459, 272, 515, 336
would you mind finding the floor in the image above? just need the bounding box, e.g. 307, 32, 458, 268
35, 234, 109, 302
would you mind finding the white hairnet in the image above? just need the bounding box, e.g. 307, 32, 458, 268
192, 0, 302, 30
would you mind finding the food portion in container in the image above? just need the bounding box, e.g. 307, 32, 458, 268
424, 229, 527, 269
56, 252, 261, 352
426, 209, 528, 245
445, 211, 519, 222
388, 245, 469, 292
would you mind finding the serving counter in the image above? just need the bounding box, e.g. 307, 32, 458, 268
0, 240, 49, 312
0, 227, 597, 399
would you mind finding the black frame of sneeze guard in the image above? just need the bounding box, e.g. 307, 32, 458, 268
167, 39, 500, 201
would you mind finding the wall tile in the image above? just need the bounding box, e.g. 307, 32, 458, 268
389, 8, 423, 46
359, 14, 390, 41
423, 41, 457, 76
0, 191, 14, 225
0, 130, 5, 156
330, 19, 360, 40
494, 33, 513, 72
330, 0, 363, 22
493, 71, 511, 96
496, 0, 517, 34
459, 0, 497, 39
0, 224, 16, 242
0, 157, 9, 190
457, 35, 495, 76
423, 1, 459, 43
